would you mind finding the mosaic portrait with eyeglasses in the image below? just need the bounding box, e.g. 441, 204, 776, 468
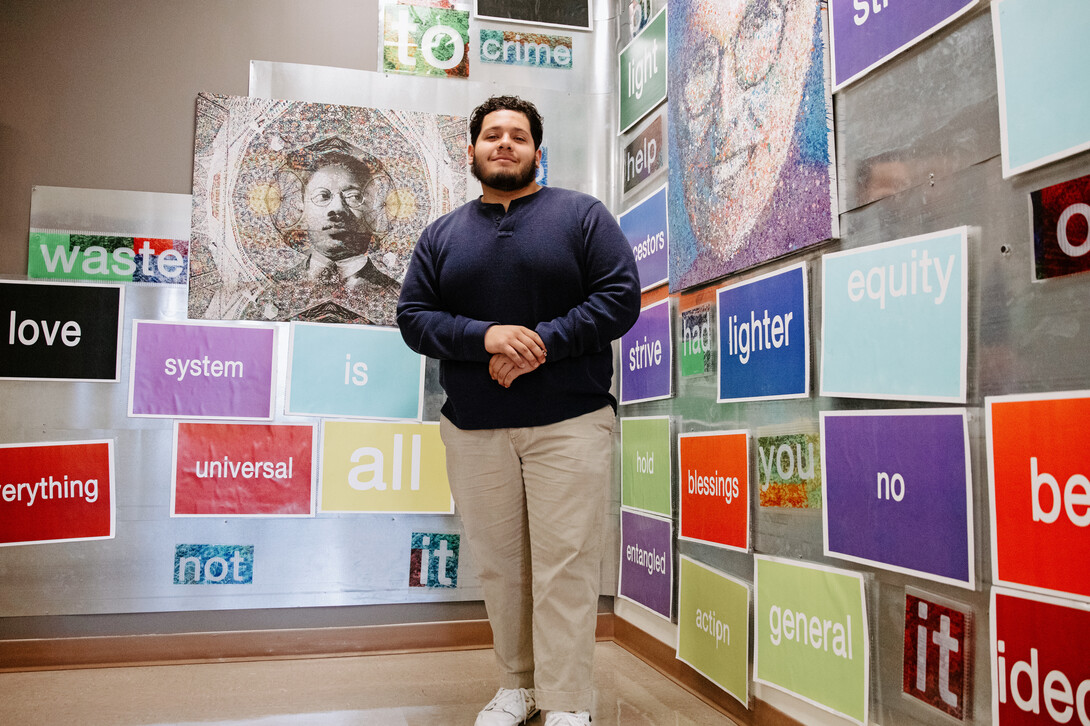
667, 0, 838, 290
189, 93, 467, 325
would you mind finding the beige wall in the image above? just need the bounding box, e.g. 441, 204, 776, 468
0, 0, 380, 275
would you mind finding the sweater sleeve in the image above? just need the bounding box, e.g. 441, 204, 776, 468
396, 227, 495, 362
534, 200, 641, 361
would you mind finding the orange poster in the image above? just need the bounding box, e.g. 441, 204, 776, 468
678, 430, 749, 552
987, 391, 1090, 601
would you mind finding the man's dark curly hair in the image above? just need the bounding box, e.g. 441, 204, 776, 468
468, 95, 544, 150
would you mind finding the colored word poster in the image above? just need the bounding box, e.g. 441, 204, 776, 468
320, 421, 452, 514
287, 322, 425, 420
619, 7, 667, 133
0, 440, 114, 546
409, 533, 460, 588
620, 298, 672, 404
1, 280, 123, 382
30, 235, 187, 284
668, 0, 838, 290
1031, 173, 1090, 281
130, 321, 276, 419
987, 390, 1090, 601
28, 185, 191, 285
993, 0, 1090, 177
619, 184, 669, 291
829, 0, 978, 90
620, 416, 672, 517
172, 422, 315, 517
990, 587, 1090, 725
821, 227, 968, 403
903, 590, 971, 720
677, 556, 750, 706
479, 29, 572, 69
475, 0, 591, 30
822, 409, 974, 588
619, 509, 673, 619
623, 110, 664, 194
383, 4, 470, 78
717, 262, 809, 402
174, 545, 254, 585
189, 92, 465, 326
679, 303, 714, 377
755, 555, 869, 725
758, 431, 822, 509
678, 430, 749, 552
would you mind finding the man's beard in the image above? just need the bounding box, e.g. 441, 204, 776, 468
471, 155, 538, 192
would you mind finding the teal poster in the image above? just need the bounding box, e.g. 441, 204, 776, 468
993, 0, 1090, 177
821, 228, 967, 403
287, 322, 425, 420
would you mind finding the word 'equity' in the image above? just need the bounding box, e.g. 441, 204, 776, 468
846, 250, 955, 310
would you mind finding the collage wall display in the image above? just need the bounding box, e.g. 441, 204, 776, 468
3, 0, 1090, 723
615, 1, 1090, 722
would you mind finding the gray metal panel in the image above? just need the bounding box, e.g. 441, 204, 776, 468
0, 283, 476, 616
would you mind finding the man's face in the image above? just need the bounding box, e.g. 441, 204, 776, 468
469, 109, 541, 193
675, 0, 817, 259
302, 163, 371, 261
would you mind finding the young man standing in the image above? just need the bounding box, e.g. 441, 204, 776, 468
397, 96, 641, 726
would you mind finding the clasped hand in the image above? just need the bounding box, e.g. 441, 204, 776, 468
484, 324, 546, 388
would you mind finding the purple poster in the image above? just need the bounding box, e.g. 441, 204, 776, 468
830, 0, 979, 90
129, 320, 277, 419
821, 409, 974, 588
619, 298, 672, 404
619, 508, 673, 619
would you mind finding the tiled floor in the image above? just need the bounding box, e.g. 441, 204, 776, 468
0, 642, 735, 725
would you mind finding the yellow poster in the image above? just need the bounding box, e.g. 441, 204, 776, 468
320, 421, 452, 513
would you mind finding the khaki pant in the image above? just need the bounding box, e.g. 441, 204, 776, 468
440, 406, 614, 714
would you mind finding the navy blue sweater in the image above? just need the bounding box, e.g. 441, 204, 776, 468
397, 186, 641, 429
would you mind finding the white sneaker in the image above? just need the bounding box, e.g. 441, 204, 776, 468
543, 711, 592, 726
475, 687, 538, 726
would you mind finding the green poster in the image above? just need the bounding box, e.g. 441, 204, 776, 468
754, 555, 869, 724
382, 4, 470, 78
620, 416, 671, 516
618, 7, 667, 133
28, 232, 188, 284
676, 556, 750, 706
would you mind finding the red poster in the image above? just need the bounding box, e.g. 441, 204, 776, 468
987, 392, 1090, 601
0, 440, 114, 546
678, 430, 749, 551
991, 587, 1090, 725
172, 422, 315, 516
903, 591, 970, 720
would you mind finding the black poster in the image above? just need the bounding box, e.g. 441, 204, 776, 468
475, 0, 591, 30
1, 280, 124, 381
